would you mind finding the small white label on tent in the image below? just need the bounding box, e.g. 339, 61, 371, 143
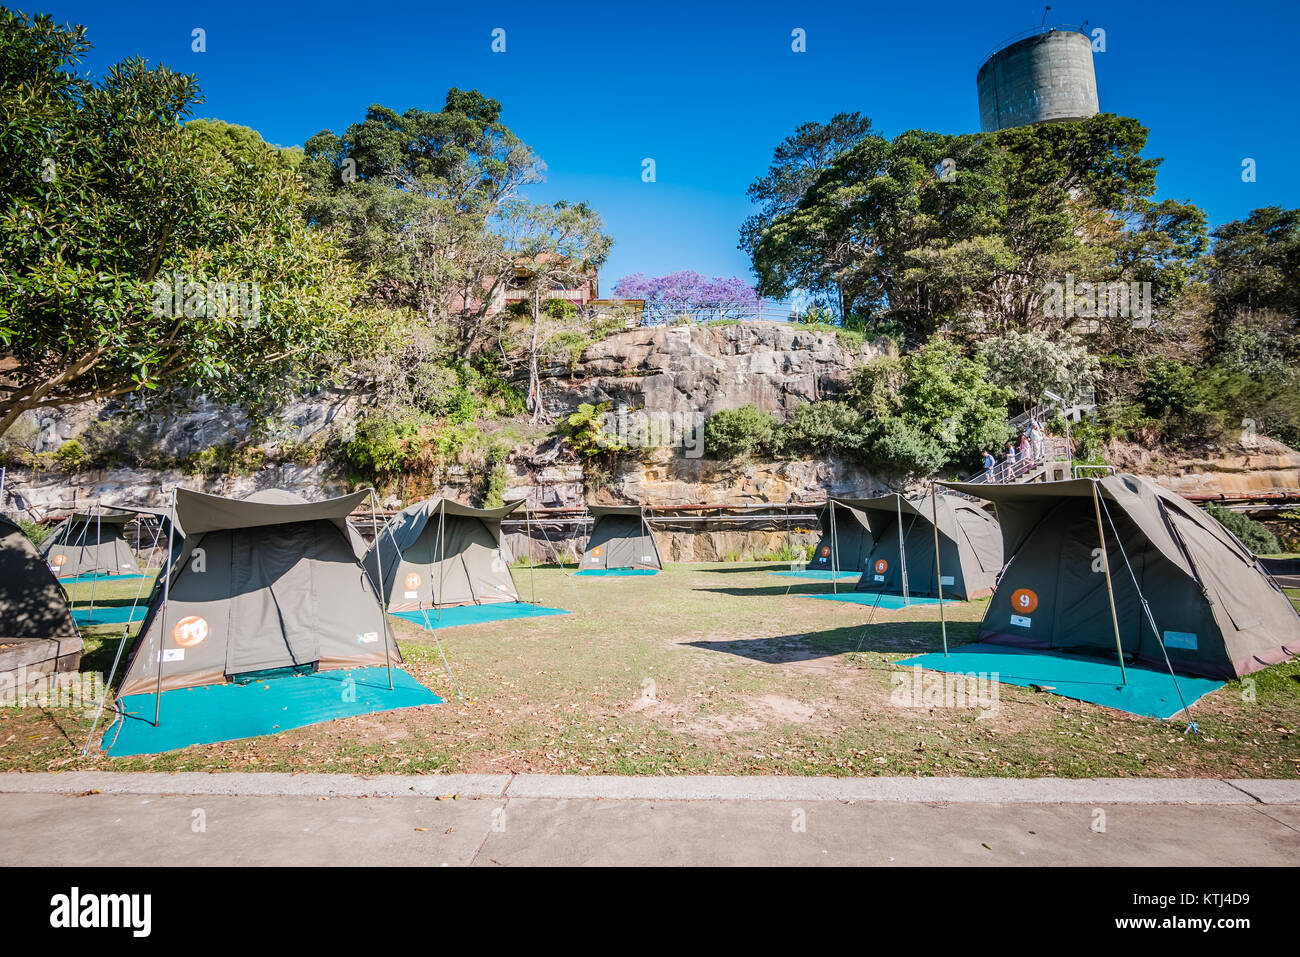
404, 591, 418, 599
357, 632, 379, 644
940, 575, 955, 586
873, 574, 885, 582
1163, 630, 1198, 650
1010, 615, 1031, 628
641, 555, 653, 562
588, 556, 598, 563
161, 649, 184, 662
496, 584, 508, 590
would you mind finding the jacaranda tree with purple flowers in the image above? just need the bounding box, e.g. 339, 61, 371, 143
612, 271, 765, 325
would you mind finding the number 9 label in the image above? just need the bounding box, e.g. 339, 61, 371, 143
1010, 588, 1039, 614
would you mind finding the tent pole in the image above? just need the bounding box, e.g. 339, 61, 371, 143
646, 503, 662, 569
931, 487, 949, 656
436, 500, 446, 624
383, 508, 463, 700
83, 515, 165, 754
1098, 494, 1193, 724
63, 508, 91, 581
560, 506, 591, 615
897, 494, 909, 607
370, 490, 393, 691
829, 500, 839, 594
417, 602, 464, 700
86, 503, 103, 622
525, 501, 537, 612
1091, 481, 1128, 686
639, 503, 647, 570
153, 486, 178, 726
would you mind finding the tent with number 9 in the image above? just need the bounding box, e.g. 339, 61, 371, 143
940, 474, 1300, 679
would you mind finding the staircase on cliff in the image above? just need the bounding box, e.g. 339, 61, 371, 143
962, 398, 1095, 487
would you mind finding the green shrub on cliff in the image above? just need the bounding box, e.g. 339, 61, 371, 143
702, 337, 1012, 475
1207, 505, 1280, 555
559, 402, 625, 461
52, 440, 87, 472
705, 405, 780, 459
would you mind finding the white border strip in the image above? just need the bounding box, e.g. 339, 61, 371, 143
1, 772, 1295, 804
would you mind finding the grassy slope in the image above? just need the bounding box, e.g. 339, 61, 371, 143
2, 565, 1297, 777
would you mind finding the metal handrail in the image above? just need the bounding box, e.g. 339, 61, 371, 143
1074, 464, 1117, 478
978, 23, 1091, 67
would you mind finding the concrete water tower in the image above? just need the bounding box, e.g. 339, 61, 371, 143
977, 27, 1099, 132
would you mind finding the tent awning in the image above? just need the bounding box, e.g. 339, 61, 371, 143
174, 488, 372, 534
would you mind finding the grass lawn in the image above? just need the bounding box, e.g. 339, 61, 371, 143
2, 563, 1297, 778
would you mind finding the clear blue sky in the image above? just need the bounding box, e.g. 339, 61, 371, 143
38, 0, 1300, 291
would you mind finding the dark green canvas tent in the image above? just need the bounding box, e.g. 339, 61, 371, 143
940, 474, 1300, 679
850, 492, 1003, 600
0, 515, 83, 687
580, 505, 662, 571
118, 488, 398, 697
808, 499, 875, 574
364, 499, 521, 611
41, 509, 140, 578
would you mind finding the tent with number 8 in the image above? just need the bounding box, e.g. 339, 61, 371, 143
364, 499, 522, 611
939, 474, 1300, 679
848, 492, 1004, 601
578, 505, 662, 573
41, 509, 140, 579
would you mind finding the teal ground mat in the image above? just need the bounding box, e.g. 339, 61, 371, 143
391, 601, 570, 631
574, 568, 659, 577
104, 666, 440, 756
72, 605, 148, 626
895, 643, 1224, 719
62, 572, 146, 583
769, 570, 861, 581
814, 592, 955, 610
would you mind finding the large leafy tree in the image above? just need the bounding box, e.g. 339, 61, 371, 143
1191, 206, 1300, 446
978, 329, 1102, 408
746, 113, 1205, 345
739, 111, 876, 316
185, 117, 303, 170
301, 91, 545, 355
0, 9, 374, 437
1205, 206, 1300, 330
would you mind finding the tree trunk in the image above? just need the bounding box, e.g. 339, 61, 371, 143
528, 288, 544, 425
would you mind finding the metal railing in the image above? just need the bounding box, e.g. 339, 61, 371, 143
978, 23, 1091, 67
965, 435, 1071, 486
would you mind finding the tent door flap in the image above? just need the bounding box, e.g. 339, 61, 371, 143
226, 523, 322, 677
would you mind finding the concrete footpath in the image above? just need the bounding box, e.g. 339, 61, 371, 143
1, 773, 1297, 866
